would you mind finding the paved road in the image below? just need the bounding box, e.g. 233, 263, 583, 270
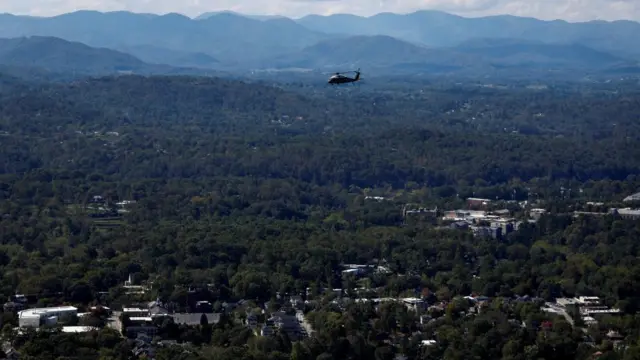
545, 302, 574, 326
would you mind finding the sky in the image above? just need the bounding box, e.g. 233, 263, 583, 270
1, 0, 639, 22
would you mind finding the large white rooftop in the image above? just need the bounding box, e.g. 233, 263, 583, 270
129, 317, 153, 322
18, 306, 77, 318
122, 307, 148, 312
623, 193, 640, 202
62, 326, 98, 333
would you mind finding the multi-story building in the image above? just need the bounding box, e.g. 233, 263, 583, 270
18, 306, 78, 328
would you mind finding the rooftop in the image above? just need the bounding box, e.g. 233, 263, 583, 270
18, 306, 78, 318
130, 317, 154, 322
61, 326, 98, 333
623, 193, 640, 202
123, 307, 148, 312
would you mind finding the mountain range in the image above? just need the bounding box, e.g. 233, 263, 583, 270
0, 10, 639, 78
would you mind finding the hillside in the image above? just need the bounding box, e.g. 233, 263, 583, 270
256, 34, 630, 74
0, 36, 152, 73
296, 10, 640, 59
0, 10, 639, 77
260, 35, 475, 72
451, 38, 628, 68
116, 44, 219, 68
0, 36, 227, 79
0, 10, 332, 63
195, 11, 287, 21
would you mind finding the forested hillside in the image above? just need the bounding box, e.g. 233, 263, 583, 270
1, 71, 640, 360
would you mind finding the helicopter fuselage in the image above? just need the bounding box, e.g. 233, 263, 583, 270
328, 71, 361, 85
328, 76, 356, 84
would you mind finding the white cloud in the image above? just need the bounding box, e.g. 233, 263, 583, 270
1, 0, 639, 22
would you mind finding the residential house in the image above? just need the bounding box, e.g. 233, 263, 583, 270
262, 311, 308, 341
401, 298, 424, 312
3, 301, 25, 313
131, 333, 155, 359
195, 301, 213, 313
122, 307, 149, 318
246, 313, 259, 329
290, 296, 304, 310
125, 317, 157, 338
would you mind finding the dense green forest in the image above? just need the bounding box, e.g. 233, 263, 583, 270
1, 70, 640, 360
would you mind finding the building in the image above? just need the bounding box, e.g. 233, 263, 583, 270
401, 298, 424, 312
195, 301, 213, 313
612, 208, 640, 220
491, 219, 516, 236
623, 192, 640, 202
61, 326, 99, 333
123, 307, 149, 317
556, 296, 621, 316
18, 306, 78, 328
467, 198, 492, 209
3, 301, 25, 313
529, 208, 546, 220
125, 317, 157, 338
443, 210, 487, 222
261, 311, 308, 341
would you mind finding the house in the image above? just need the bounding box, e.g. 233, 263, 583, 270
290, 296, 304, 309
262, 311, 308, 340
3, 348, 19, 360
606, 330, 623, 341
401, 298, 424, 312
90, 195, 104, 203
90, 305, 112, 315
10, 294, 28, 304
449, 221, 469, 230
123, 307, 149, 317
125, 317, 157, 338
421, 340, 437, 347
148, 299, 170, 316
195, 301, 213, 313
3, 301, 25, 313
246, 313, 258, 328
260, 325, 274, 337
131, 333, 156, 359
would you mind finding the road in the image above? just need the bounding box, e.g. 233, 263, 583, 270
545, 302, 574, 326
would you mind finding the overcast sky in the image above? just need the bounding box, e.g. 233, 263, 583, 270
2, 0, 639, 22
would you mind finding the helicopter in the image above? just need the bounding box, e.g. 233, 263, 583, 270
327, 68, 361, 85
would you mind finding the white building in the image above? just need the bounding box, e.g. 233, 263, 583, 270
62, 326, 98, 333
122, 307, 149, 317
623, 193, 640, 202
18, 306, 78, 328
